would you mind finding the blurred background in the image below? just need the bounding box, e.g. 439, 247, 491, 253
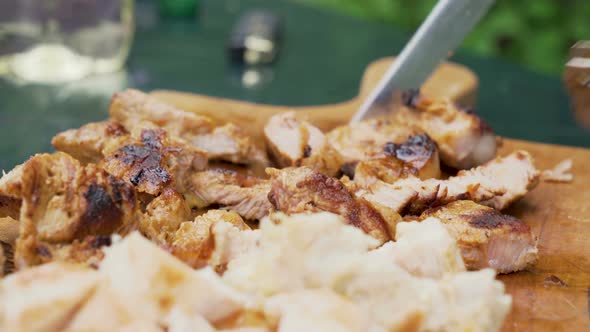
0, 0, 589, 171
299, 0, 590, 76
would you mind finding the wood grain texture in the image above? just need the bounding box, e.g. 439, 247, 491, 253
152, 58, 590, 331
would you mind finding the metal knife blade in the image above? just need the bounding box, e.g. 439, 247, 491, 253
350, 0, 495, 123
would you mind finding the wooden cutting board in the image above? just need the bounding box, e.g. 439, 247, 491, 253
152, 58, 590, 331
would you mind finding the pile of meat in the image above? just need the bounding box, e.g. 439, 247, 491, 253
0, 89, 541, 331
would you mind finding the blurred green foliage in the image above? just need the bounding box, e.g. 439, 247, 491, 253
295, 0, 590, 76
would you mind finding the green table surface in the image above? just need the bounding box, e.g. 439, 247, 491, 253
0, 0, 588, 171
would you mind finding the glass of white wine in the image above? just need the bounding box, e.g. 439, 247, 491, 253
0, 0, 134, 84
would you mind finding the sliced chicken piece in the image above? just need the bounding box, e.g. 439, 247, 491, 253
193, 123, 269, 166
353, 134, 441, 186
370, 217, 465, 278
7, 153, 138, 268
110, 89, 267, 166
263, 112, 342, 176
110, 89, 215, 137
191, 169, 272, 220
0, 262, 100, 332
101, 127, 208, 196
326, 117, 417, 164
52, 120, 129, 164
267, 167, 396, 244
360, 151, 539, 215
392, 90, 497, 169
420, 200, 538, 273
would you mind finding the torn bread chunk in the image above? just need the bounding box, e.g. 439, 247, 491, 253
0, 262, 99, 332
393, 90, 498, 169
97, 232, 245, 325
420, 200, 538, 273
223, 213, 511, 332
9, 153, 138, 268
263, 112, 342, 176
353, 134, 441, 186
263, 289, 375, 332
110, 89, 267, 166
370, 217, 466, 278
267, 167, 396, 244
191, 169, 272, 220
360, 151, 539, 215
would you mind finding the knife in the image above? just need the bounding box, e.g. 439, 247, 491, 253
350, 0, 495, 123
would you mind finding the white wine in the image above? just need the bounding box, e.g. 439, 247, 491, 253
0, 0, 134, 83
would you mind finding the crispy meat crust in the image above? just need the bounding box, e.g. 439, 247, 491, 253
360, 151, 539, 216
110, 89, 267, 166
10, 153, 138, 268
421, 200, 538, 273
326, 118, 417, 164
267, 167, 393, 244
101, 128, 207, 195
394, 91, 497, 169
354, 134, 441, 186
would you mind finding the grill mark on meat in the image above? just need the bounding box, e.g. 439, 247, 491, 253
303, 144, 312, 158
401, 89, 421, 108
90, 235, 112, 249
79, 184, 123, 236
268, 167, 392, 243
340, 162, 358, 179
36, 245, 51, 258
467, 209, 530, 233
383, 134, 436, 163
112, 129, 172, 191
105, 121, 128, 137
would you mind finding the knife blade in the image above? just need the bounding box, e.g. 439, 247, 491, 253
350, 0, 495, 123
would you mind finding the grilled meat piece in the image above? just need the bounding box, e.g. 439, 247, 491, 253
110, 89, 214, 137
101, 127, 207, 196
52, 120, 129, 164
420, 200, 538, 273
6, 153, 138, 268
267, 167, 396, 244
264, 112, 342, 176
139, 188, 192, 244
110, 89, 267, 166
393, 90, 497, 169
53, 121, 208, 197
354, 134, 441, 186
326, 118, 417, 164
192, 123, 269, 166
169, 209, 252, 269
361, 151, 539, 215
191, 169, 272, 220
